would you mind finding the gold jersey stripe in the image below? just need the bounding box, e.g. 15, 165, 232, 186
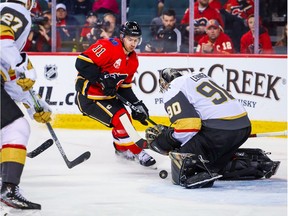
0, 24, 15, 39
95, 101, 113, 117
173, 118, 202, 131
220, 112, 248, 120
119, 83, 132, 88
114, 140, 135, 147
77, 54, 94, 63
1, 147, 26, 165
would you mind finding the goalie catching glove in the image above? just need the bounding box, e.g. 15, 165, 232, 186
145, 124, 181, 155
23, 90, 52, 123
15, 53, 36, 91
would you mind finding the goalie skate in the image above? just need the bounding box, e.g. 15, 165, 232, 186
185, 172, 222, 189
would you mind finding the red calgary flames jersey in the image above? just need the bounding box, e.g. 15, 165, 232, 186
240, 30, 273, 54
181, 6, 224, 42
196, 31, 234, 54
79, 38, 139, 99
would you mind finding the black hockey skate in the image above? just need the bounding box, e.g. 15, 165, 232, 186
185, 172, 222, 189
0, 183, 41, 210
137, 150, 156, 167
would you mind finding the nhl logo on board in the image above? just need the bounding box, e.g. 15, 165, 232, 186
44, 64, 58, 80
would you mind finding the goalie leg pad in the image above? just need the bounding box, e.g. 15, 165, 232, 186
169, 152, 222, 188
220, 148, 281, 180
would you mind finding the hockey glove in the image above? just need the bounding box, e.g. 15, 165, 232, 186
131, 100, 149, 125
145, 124, 181, 155
15, 53, 36, 91
23, 91, 52, 123
99, 72, 118, 96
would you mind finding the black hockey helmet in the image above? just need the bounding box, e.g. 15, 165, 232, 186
120, 21, 142, 45
159, 68, 183, 92
120, 21, 142, 37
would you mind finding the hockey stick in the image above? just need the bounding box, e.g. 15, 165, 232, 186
28, 89, 91, 168
27, 139, 54, 158
116, 94, 157, 125
249, 130, 287, 138
119, 113, 148, 149
46, 122, 91, 169
117, 92, 288, 139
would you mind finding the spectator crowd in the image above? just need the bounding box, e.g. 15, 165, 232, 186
22, 0, 287, 54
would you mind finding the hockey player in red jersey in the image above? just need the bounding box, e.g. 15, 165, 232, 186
196, 19, 235, 54
75, 21, 156, 167
145, 68, 279, 188
1, 0, 52, 211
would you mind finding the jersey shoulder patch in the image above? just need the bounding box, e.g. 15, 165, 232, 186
109, 38, 119, 46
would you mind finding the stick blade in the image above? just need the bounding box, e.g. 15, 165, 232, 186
27, 139, 54, 158
67, 151, 91, 169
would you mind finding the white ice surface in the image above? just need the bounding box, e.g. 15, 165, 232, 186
4, 125, 287, 216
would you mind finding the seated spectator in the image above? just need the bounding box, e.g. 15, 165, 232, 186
92, 0, 119, 14
143, 9, 182, 53
23, 10, 62, 52
31, 0, 49, 16
275, 23, 287, 47
150, 14, 163, 38
181, 0, 224, 49
221, 0, 254, 52
196, 19, 235, 54
85, 12, 118, 45
99, 13, 118, 38
195, 0, 222, 11
72, 0, 92, 16
240, 15, 273, 54
208, 0, 222, 11
223, 0, 254, 20
56, 3, 80, 52
79, 11, 98, 51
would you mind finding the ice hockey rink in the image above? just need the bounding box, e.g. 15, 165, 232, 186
1, 124, 287, 216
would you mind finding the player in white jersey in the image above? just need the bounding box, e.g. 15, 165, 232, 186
1, 0, 52, 210
146, 68, 253, 188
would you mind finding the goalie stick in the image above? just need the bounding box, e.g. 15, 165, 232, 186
27, 139, 54, 158
28, 89, 91, 169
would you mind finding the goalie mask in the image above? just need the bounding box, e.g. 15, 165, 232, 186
159, 68, 183, 93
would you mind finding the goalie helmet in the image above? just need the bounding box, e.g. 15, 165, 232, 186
8, 0, 35, 11
159, 68, 183, 93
